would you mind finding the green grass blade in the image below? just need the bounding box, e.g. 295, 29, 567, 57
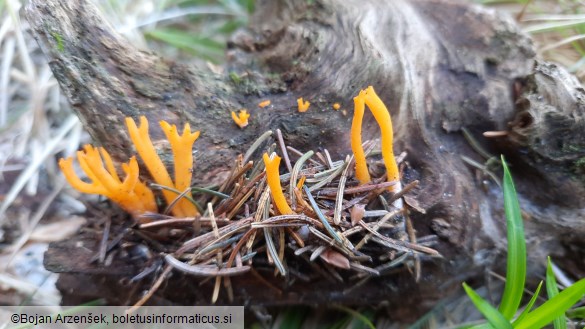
463, 283, 512, 329
546, 257, 567, 329
333, 305, 376, 329
277, 307, 309, 329
498, 156, 526, 320
514, 277, 585, 329
145, 28, 225, 61
512, 281, 543, 325
566, 306, 585, 319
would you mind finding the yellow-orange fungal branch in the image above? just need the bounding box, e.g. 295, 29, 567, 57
363, 86, 400, 192
297, 98, 310, 112
126, 116, 186, 217
263, 153, 294, 215
333, 103, 341, 110
231, 110, 250, 128
258, 100, 271, 108
58, 145, 156, 216
160, 121, 200, 216
350, 90, 371, 185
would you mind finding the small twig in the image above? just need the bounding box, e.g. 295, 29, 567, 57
276, 129, 293, 173
303, 185, 342, 243
150, 184, 203, 214
387, 180, 419, 204
208, 203, 222, 303
98, 218, 111, 264
355, 209, 402, 250
264, 227, 286, 276
226, 187, 256, 220
246, 187, 271, 252
343, 276, 371, 295
404, 209, 421, 282
334, 155, 352, 225
324, 149, 335, 168
226, 228, 257, 269
138, 216, 231, 229
289, 150, 314, 210
483, 130, 508, 138
165, 254, 250, 276
310, 245, 327, 261
286, 146, 322, 166
177, 217, 252, 254
370, 235, 440, 256
90, 228, 130, 263
461, 155, 501, 187
244, 130, 273, 163
251, 214, 322, 228
318, 181, 397, 196
128, 265, 172, 313
286, 227, 305, 248
375, 252, 411, 274
190, 186, 230, 199
462, 127, 495, 160
294, 245, 315, 256
195, 234, 243, 257
349, 263, 380, 276
315, 151, 329, 168
250, 268, 283, 295
216, 170, 264, 215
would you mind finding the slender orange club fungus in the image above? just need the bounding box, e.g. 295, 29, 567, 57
263, 153, 294, 215
363, 86, 400, 193
350, 86, 401, 195
350, 90, 371, 184
126, 116, 198, 217
231, 110, 250, 128
59, 145, 156, 216
258, 100, 271, 108
297, 98, 310, 112
333, 103, 341, 110
160, 121, 200, 217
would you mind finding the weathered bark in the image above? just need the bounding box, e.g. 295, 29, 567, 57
26, 0, 585, 318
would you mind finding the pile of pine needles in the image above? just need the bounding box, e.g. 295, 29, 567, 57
100, 129, 444, 308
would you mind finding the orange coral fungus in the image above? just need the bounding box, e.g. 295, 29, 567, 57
333, 103, 341, 110
263, 153, 294, 215
126, 116, 199, 217
350, 86, 401, 193
231, 110, 250, 128
350, 90, 371, 184
59, 145, 156, 216
160, 121, 200, 217
297, 98, 310, 112
258, 100, 271, 108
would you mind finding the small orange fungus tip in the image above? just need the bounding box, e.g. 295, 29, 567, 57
350, 90, 371, 185
296, 175, 306, 189
258, 100, 271, 108
231, 110, 250, 128
58, 145, 156, 217
333, 103, 341, 110
297, 98, 310, 112
262, 153, 294, 215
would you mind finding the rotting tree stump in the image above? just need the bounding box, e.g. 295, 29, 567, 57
26, 0, 585, 320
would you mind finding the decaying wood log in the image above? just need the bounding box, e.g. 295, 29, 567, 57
26, 0, 585, 319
